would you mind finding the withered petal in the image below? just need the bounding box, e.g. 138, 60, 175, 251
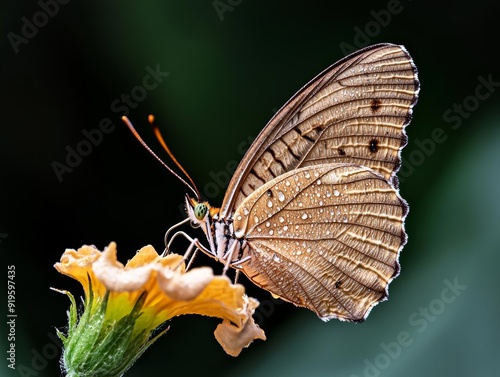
157, 266, 214, 301
214, 298, 266, 357
93, 242, 154, 292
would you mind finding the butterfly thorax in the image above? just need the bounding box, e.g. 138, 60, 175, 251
185, 196, 252, 267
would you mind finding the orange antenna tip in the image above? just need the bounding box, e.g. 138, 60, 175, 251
121, 115, 200, 200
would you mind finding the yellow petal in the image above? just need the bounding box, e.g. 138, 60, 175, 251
125, 244, 162, 267
159, 272, 247, 326
54, 244, 104, 298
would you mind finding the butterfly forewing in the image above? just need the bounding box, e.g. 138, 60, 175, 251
232, 164, 407, 321
221, 44, 419, 217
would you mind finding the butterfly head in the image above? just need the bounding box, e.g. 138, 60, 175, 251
185, 196, 219, 228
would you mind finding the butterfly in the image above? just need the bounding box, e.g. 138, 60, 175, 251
124, 43, 419, 322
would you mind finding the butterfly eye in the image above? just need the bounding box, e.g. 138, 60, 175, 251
194, 203, 208, 220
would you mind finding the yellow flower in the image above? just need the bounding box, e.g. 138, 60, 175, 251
54, 242, 265, 376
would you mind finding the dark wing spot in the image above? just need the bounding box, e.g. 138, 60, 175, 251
335, 280, 342, 289
338, 147, 346, 156
369, 139, 379, 153
266, 189, 273, 197
301, 123, 327, 142
370, 98, 382, 112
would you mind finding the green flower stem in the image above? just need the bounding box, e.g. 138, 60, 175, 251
58, 283, 168, 377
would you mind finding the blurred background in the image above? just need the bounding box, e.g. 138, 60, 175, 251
1, 1, 499, 376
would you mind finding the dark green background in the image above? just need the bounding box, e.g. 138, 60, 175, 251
1, 1, 499, 376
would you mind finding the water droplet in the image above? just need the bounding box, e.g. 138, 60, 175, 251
283, 225, 289, 231
305, 172, 311, 179
269, 229, 274, 235
301, 213, 308, 220
257, 227, 262, 232
254, 215, 259, 223
298, 202, 303, 207
273, 254, 281, 263
342, 216, 348, 222
278, 191, 285, 202
334, 189, 340, 197
267, 199, 273, 208
297, 250, 302, 256
243, 207, 249, 215
236, 215, 242, 221
317, 179, 322, 185
326, 190, 332, 198
279, 216, 285, 223
319, 200, 324, 206
266, 221, 271, 227
285, 180, 291, 186
323, 170, 339, 184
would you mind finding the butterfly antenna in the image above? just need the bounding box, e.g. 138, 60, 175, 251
147, 115, 201, 199
121, 116, 200, 199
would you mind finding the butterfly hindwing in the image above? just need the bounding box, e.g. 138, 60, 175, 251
232, 163, 407, 321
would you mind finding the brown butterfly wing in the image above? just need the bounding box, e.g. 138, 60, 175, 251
232, 164, 407, 321
220, 44, 419, 218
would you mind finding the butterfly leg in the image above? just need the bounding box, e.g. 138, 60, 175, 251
163, 217, 192, 255
234, 269, 241, 284
222, 240, 240, 276
185, 247, 199, 271
167, 230, 211, 271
